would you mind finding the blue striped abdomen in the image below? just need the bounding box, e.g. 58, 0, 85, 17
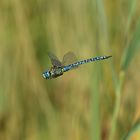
63, 55, 112, 72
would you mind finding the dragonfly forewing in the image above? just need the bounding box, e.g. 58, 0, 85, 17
48, 52, 62, 67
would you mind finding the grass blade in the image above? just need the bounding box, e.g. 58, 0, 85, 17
122, 119, 140, 140
124, 0, 138, 35
121, 18, 140, 70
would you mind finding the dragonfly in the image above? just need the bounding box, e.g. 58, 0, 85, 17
42, 52, 112, 79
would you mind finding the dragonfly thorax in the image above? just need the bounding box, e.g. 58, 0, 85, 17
50, 67, 64, 78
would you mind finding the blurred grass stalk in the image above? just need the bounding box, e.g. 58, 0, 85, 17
90, 65, 101, 140
109, 71, 125, 140
90, 0, 108, 139
109, 0, 139, 139
122, 120, 140, 140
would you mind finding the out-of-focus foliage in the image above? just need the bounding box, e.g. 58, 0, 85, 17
123, 119, 140, 140
0, 0, 140, 140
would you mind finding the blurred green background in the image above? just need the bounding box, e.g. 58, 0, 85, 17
0, 0, 140, 140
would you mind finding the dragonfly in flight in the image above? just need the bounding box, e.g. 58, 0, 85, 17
42, 52, 112, 79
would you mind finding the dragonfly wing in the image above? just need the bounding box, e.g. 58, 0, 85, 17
48, 52, 62, 67
62, 52, 78, 66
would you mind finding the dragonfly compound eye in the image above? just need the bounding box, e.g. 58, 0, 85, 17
42, 71, 51, 79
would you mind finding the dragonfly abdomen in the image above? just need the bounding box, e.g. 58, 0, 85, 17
63, 55, 112, 72
85, 55, 112, 63
78, 55, 112, 65
63, 63, 79, 72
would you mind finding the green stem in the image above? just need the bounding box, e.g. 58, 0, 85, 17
109, 71, 125, 140
90, 65, 101, 140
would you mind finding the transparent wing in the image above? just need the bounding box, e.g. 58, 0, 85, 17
62, 51, 78, 66
48, 52, 62, 67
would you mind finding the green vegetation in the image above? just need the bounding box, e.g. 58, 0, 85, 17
0, 0, 140, 140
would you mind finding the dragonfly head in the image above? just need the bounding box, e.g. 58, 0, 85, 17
42, 70, 51, 79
